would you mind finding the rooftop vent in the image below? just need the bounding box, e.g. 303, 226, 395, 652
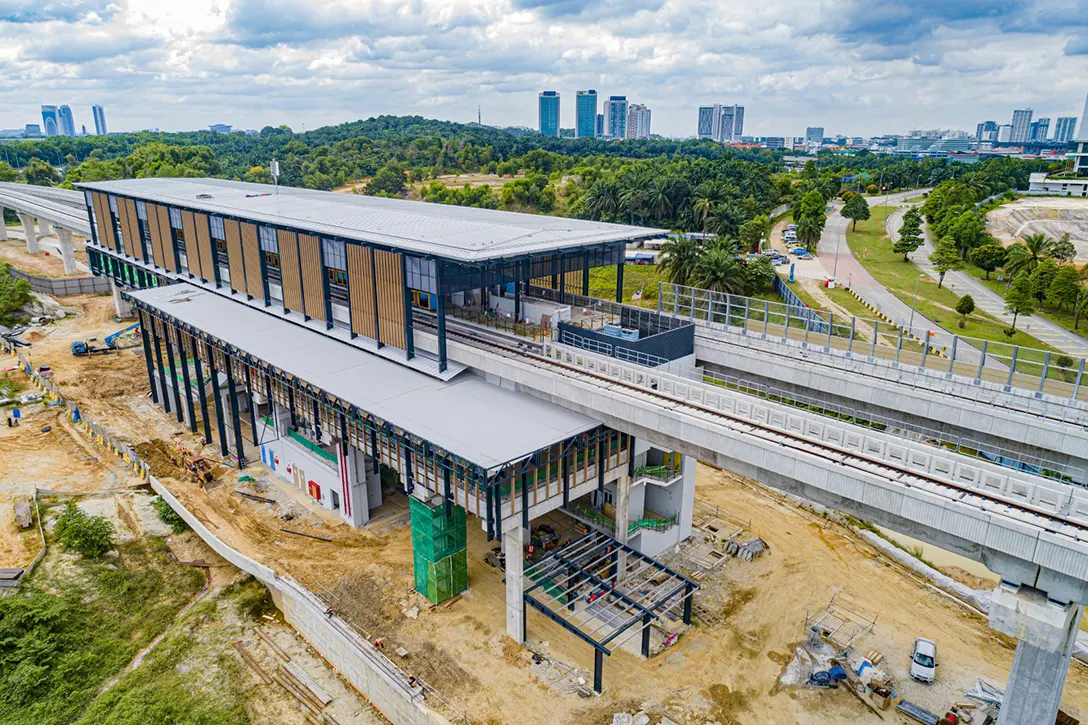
196, 193, 213, 199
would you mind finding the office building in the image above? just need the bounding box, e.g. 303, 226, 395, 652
764, 137, 786, 149
976, 121, 998, 141
1055, 116, 1078, 144
57, 105, 75, 136
1010, 109, 1033, 144
997, 124, 1013, 143
1030, 118, 1050, 142
596, 114, 604, 137
698, 104, 744, 142
40, 105, 59, 136
538, 91, 560, 137
697, 106, 715, 139
626, 104, 651, 139
805, 127, 824, 145
1072, 93, 1088, 175
24, 124, 41, 138
92, 104, 107, 136
606, 96, 628, 139
209, 124, 233, 134
575, 90, 597, 139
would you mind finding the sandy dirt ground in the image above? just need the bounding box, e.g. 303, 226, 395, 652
8, 294, 1088, 725
987, 197, 1088, 261
0, 229, 89, 278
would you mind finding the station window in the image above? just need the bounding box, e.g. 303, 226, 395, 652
135, 201, 153, 264
322, 238, 348, 305
259, 227, 281, 284
168, 207, 188, 273
210, 215, 229, 268
405, 256, 436, 294
108, 195, 124, 246
84, 191, 98, 245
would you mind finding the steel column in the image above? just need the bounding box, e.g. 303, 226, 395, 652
194, 345, 212, 444
562, 453, 570, 507
139, 313, 158, 405
683, 583, 694, 624
206, 342, 229, 457
151, 321, 170, 414
370, 427, 379, 473
977, 341, 988, 382
164, 332, 183, 423
244, 364, 259, 445
225, 356, 246, 468
287, 385, 297, 429
615, 260, 624, 303
178, 337, 197, 433
444, 464, 452, 518
1007, 346, 1019, 388
640, 613, 652, 658
521, 470, 529, 529
593, 646, 603, 694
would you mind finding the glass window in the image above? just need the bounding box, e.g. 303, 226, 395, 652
84, 191, 93, 206
169, 208, 183, 229
322, 239, 346, 270
209, 215, 225, 239
136, 200, 148, 221
108, 195, 118, 214
259, 226, 278, 252
323, 239, 348, 304
405, 256, 436, 293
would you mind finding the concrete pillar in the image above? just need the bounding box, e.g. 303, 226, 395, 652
0, 207, 7, 241
990, 583, 1085, 725
614, 469, 631, 574
39, 218, 53, 236
339, 444, 369, 527
56, 227, 77, 275
18, 213, 37, 254
109, 279, 133, 319
504, 521, 525, 643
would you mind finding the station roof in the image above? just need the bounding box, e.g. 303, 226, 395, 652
128, 283, 599, 471
76, 178, 665, 263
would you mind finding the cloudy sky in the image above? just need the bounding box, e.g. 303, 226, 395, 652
1, 0, 1087, 138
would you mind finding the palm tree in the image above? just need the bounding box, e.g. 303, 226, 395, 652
705, 203, 738, 239
692, 196, 714, 237
582, 181, 618, 221
1004, 232, 1052, 289
647, 178, 673, 222
691, 246, 747, 295
659, 236, 701, 287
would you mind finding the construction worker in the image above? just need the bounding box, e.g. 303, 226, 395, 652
324, 605, 334, 618
373, 638, 384, 650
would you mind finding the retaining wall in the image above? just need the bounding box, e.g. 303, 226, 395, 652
8, 267, 110, 295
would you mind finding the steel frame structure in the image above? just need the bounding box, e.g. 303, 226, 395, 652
522, 530, 698, 693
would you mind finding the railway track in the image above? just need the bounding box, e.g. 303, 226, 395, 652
417, 313, 1088, 538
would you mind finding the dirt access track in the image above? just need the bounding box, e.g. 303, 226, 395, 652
10, 293, 1088, 725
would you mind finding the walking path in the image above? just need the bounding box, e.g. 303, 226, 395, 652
890, 206, 1088, 358
812, 190, 979, 362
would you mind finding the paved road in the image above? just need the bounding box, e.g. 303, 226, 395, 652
891, 206, 1088, 358
812, 190, 979, 362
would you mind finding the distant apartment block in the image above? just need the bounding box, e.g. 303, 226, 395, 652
576, 90, 597, 138
626, 104, 651, 139
1010, 108, 1032, 144
1030, 117, 1050, 142
57, 105, 75, 136
697, 104, 744, 142
805, 126, 824, 145
764, 137, 786, 149
596, 113, 604, 137
976, 120, 998, 141
997, 124, 1013, 143
1055, 116, 1078, 144
92, 104, 107, 136
607, 96, 628, 139
538, 91, 560, 137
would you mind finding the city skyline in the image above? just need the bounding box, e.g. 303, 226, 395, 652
1, 1, 1087, 137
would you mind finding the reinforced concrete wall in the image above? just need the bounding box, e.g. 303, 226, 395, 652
7, 267, 109, 295
149, 476, 451, 725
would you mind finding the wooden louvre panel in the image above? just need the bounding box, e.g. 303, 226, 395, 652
240, 223, 264, 301
298, 234, 326, 322
374, 249, 406, 350
193, 213, 217, 284
146, 202, 166, 268
155, 205, 177, 272
90, 191, 114, 251
180, 210, 202, 279
122, 198, 144, 261
224, 219, 247, 295
346, 244, 377, 339
277, 229, 304, 313
116, 197, 135, 258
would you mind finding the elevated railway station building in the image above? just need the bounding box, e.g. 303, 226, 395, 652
75, 178, 698, 691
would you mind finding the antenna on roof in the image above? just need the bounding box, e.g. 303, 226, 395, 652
270, 157, 280, 194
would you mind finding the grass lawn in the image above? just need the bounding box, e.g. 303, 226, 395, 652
959, 264, 1088, 340
846, 209, 1067, 371
587, 264, 665, 308
824, 286, 879, 320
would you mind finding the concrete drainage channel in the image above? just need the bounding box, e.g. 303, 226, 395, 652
4, 345, 454, 725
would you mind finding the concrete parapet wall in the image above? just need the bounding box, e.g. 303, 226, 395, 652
7, 266, 110, 296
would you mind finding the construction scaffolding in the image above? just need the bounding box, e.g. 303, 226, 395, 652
410, 495, 468, 605
522, 530, 699, 693
804, 593, 877, 652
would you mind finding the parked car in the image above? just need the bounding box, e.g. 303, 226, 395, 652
909, 638, 937, 683
786, 224, 797, 230
772, 256, 789, 266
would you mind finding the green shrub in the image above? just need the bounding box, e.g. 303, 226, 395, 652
54, 502, 114, 558
152, 496, 188, 534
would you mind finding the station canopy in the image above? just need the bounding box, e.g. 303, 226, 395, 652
128, 283, 599, 471
78, 178, 665, 263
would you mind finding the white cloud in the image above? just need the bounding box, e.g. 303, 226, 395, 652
0, 0, 1086, 137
